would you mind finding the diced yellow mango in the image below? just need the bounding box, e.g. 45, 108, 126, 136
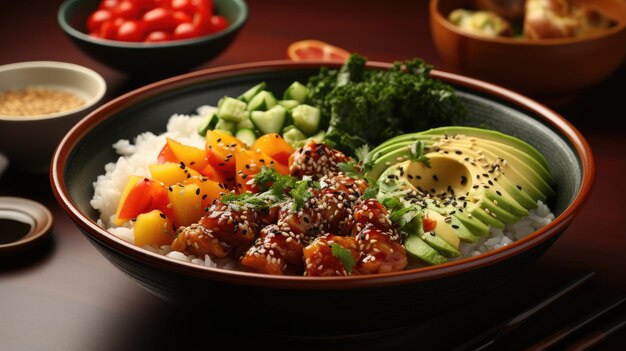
185, 176, 225, 209
167, 183, 205, 228
134, 210, 175, 247
166, 137, 208, 172
149, 163, 201, 186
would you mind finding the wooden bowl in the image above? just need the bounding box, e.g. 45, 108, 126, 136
430, 0, 626, 100
50, 61, 595, 337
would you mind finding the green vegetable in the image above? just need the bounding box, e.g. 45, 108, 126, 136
330, 243, 356, 273
307, 54, 465, 155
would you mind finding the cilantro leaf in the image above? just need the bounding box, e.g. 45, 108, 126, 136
408, 140, 431, 168
361, 183, 379, 200
290, 180, 312, 212
330, 243, 356, 273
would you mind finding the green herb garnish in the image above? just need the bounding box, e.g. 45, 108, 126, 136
330, 243, 356, 273
408, 140, 431, 168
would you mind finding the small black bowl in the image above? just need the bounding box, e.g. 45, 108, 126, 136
51, 61, 594, 338
57, 0, 248, 76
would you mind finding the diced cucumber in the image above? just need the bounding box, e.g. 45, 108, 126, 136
238, 82, 266, 102
247, 90, 277, 112
283, 81, 308, 103
217, 96, 248, 122
282, 127, 307, 148
306, 129, 326, 143
249, 105, 287, 135
237, 116, 255, 130
278, 99, 300, 110
197, 112, 219, 136
291, 104, 321, 136
235, 128, 257, 147
214, 118, 236, 134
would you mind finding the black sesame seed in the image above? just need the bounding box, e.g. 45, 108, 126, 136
496, 190, 502, 196
159, 213, 166, 219
451, 224, 459, 229
433, 175, 439, 181
195, 188, 200, 195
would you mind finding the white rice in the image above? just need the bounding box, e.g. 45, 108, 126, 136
91, 109, 555, 270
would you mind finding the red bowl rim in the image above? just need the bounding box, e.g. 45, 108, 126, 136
50, 60, 596, 290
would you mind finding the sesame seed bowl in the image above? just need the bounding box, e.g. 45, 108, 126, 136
50, 60, 594, 337
0, 61, 106, 173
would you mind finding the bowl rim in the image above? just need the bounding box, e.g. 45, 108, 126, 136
57, 0, 249, 49
430, 0, 626, 46
50, 60, 596, 290
0, 60, 107, 121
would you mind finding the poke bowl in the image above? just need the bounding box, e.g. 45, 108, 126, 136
50, 58, 594, 337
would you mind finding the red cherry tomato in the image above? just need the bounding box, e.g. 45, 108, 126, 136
142, 7, 176, 32
87, 9, 113, 32
113, 0, 140, 19
173, 22, 198, 40
144, 30, 171, 42
116, 19, 144, 41
99, 0, 120, 11
172, 10, 192, 25
98, 18, 124, 39
170, 0, 196, 16
87, 0, 221, 42
210, 15, 228, 33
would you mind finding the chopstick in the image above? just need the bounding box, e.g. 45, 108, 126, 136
526, 296, 625, 351
562, 317, 626, 351
452, 270, 596, 351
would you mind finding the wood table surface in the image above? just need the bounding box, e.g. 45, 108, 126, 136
1, 1, 625, 350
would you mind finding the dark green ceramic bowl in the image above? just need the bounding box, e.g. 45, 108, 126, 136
57, 0, 248, 76
51, 61, 595, 337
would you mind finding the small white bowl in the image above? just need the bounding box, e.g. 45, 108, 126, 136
0, 61, 106, 172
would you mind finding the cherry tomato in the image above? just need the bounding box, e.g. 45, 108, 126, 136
170, 0, 196, 16
173, 22, 198, 40
113, 0, 140, 19
172, 10, 192, 25
99, 0, 120, 11
87, 9, 113, 32
192, 9, 212, 35
116, 19, 144, 42
131, 0, 164, 13
144, 30, 171, 42
142, 7, 176, 32
98, 18, 124, 39
210, 15, 228, 33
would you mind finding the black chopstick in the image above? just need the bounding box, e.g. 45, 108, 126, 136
526, 296, 625, 351
562, 316, 626, 351
452, 270, 596, 351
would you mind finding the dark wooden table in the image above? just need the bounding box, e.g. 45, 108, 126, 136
1, 1, 625, 350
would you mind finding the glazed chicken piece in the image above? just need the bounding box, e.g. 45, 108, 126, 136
315, 173, 369, 234
275, 173, 367, 237
302, 234, 360, 276
354, 225, 407, 275
240, 223, 305, 275
288, 140, 350, 179
171, 203, 258, 258
276, 199, 321, 237
349, 198, 394, 236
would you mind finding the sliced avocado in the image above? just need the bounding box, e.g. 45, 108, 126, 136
404, 234, 448, 265
372, 127, 557, 264
402, 214, 461, 258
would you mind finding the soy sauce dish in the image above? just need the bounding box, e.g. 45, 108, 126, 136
51, 60, 594, 337
0, 197, 54, 255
